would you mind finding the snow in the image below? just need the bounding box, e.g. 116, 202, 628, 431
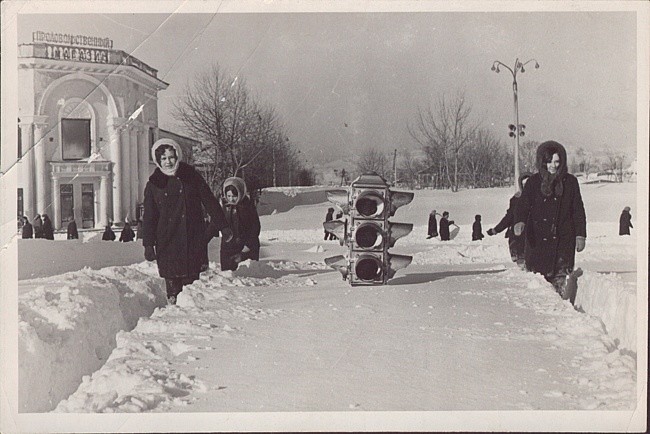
6, 183, 646, 431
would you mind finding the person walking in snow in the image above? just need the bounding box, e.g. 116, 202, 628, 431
472, 214, 484, 241
102, 223, 116, 241
142, 138, 232, 305
487, 172, 532, 267
119, 221, 135, 242
619, 207, 633, 235
66, 219, 79, 239
219, 177, 261, 272
33, 214, 43, 239
514, 141, 586, 301
21, 216, 33, 239
324, 207, 336, 240
439, 211, 455, 241
427, 209, 439, 239
41, 214, 54, 240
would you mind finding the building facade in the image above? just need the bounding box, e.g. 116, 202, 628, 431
17, 32, 196, 230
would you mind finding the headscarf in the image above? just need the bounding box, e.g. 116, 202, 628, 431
536, 141, 568, 197
151, 138, 183, 177
222, 177, 247, 206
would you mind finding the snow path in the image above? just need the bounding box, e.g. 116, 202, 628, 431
54, 261, 636, 413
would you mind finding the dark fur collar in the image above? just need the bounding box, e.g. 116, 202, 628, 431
148, 162, 195, 188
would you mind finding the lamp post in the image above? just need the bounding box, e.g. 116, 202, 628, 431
491, 58, 539, 191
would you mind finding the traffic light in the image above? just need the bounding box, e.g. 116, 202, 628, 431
323, 172, 413, 286
508, 124, 516, 137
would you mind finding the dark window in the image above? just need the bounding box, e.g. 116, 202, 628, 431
60, 184, 74, 225
81, 183, 95, 229
17, 120, 22, 159
61, 118, 91, 160
17, 188, 24, 220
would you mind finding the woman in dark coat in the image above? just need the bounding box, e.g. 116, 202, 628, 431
472, 215, 484, 241
487, 172, 532, 267
514, 141, 586, 297
66, 219, 79, 239
619, 207, 633, 235
219, 177, 261, 272
21, 217, 33, 239
102, 224, 116, 241
33, 214, 43, 239
439, 211, 455, 241
119, 222, 135, 242
427, 210, 438, 239
142, 138, 231, 304
41, 214, 54, 240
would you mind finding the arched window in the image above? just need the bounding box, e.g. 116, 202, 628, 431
59, 99, 95, 161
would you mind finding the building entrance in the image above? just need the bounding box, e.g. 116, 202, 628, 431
81, 183, 95, 229
60, 184, 74, 226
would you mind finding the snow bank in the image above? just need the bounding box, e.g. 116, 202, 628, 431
18, 264, 167, 412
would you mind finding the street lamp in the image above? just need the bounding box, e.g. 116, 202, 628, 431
491, 58, 539, 192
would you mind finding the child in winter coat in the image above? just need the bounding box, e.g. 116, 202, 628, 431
472, 215, 484, 241
439, 211, 455, 241
427, 210, 438, 239
619, 207, 633, 235
219, 177, 261, 272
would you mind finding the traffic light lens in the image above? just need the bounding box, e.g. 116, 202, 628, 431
356, 257, 383, 281
355, 192, 384, 218
355, 224, 383, 248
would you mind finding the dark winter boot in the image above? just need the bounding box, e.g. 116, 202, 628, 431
564, 268, 583, 306
165, 278, 183, 305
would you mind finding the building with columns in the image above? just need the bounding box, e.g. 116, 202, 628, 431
17, 32, 196, 230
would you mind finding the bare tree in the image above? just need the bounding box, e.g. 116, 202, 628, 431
408, 92, 476, 191
604, 147, 626, 182
398, 148, 425, 189
356, 147, 389, 179
173, 64, 303, 191
518, 140, 539, 175
462, 128, 507, 187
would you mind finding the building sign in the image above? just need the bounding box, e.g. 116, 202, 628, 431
33, 31, 113, 49
44, 44, 110, 64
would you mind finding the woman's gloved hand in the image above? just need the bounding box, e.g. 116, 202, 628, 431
144, 245, 157, 261
221, 227, 234, 243
576, 236, 586, 252
487, 228, 495, 236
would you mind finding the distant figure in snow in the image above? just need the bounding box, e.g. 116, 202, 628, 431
439, 211, 455, 241
514, 141, 586, 302
324, 207, 336, 240
33, 214, 43, 239
21, 216, 33, 239
119, 221, 135, 242
219, 177, 261, 272
41, 214, 54, 240
619, 207, 633, 236
102, 223, 116, 241
472, 215, 484, 241
66, 219, 79, 239
142, 138, 232, 305
487, 172, 532, 268
427, 210, 438, 239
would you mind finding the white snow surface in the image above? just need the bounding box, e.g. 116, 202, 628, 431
14, 183, 644, 430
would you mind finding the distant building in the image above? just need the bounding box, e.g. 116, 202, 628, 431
17, 31, 195, 230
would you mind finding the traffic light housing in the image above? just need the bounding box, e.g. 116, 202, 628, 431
323, 172, 413, 285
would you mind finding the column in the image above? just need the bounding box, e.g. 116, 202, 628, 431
129, 126, 139, 219
51, 176, 60, 230
99, 174, 109, 228
33, 119, 49, 215
19, 122, 35, 220
120, 127, 132, 222
138, 126, 150, 203
108, 117, 124, 225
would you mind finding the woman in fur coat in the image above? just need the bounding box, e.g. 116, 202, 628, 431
142, 138, 232, 304
514, 141, 586, 297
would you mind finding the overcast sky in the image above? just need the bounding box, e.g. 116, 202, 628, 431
17, 7, 639, 164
